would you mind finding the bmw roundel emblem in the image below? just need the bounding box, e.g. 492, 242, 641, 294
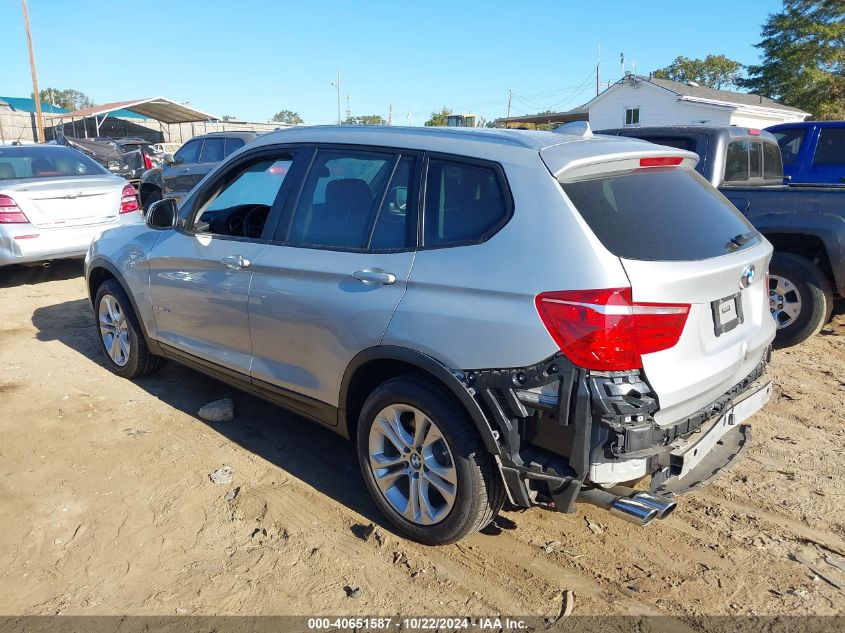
740, 264, 756, 289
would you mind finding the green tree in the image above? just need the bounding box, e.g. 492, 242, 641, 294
653, 55, 743, 89
344, 114, 387, 125
741, 0, 845, 119
38, 88, 94, 110
424, 106, 452, 127
221, 114, 236, 121
272, 109, 304, 124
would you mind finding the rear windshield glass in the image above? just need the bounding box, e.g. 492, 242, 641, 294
561, 168, 758, 261
0, 146, 107, 181
724, 140, 782, 183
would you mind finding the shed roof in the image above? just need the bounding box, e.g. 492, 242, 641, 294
47, 96, 219, 123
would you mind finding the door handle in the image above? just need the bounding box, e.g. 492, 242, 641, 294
221, 255, 251, 269
352, 269, 396, 285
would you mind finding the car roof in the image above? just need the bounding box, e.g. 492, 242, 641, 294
598, 125, 778, 142
189, 131, 260, 141
246, 125, 666, 164
766, 120, 845, 130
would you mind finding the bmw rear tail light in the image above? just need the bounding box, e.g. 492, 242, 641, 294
0, 194, 29, 224
535, 288, 690, 371
119, 185, 140, 214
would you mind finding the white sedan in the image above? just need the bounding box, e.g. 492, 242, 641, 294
0, 144, 143, 267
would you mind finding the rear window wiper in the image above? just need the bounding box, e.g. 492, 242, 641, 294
725, 232, 755, 251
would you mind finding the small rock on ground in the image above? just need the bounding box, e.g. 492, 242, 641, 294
209, 466, 233, 485
198, 398, 234, 422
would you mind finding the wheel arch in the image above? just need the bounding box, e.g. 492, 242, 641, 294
761, 229, 841, 296
86, 257, 162, 355
339, 346, 501, 456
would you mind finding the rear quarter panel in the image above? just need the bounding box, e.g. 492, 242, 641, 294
384, 152, 631, 371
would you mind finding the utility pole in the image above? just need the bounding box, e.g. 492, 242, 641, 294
388, 104, 393, 126
21, 0, 44, 143
620, 52, 625, 78
596, 44, 601, 96
507, 89, 512, 118
330, 68, 341, 125
346, 92, 351, 121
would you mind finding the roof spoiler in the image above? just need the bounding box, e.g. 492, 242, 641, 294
553, 121, 593, 139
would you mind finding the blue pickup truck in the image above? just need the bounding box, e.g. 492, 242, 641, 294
598, 125, 844, 348
766, 121, 845, 185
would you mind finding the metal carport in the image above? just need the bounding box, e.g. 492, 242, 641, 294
47, 96, 220, 138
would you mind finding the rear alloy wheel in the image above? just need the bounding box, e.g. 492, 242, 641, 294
94, 278, 162, 378
769, 252, 833, 348
368, 404, 458, 525
357, 375, 505, 545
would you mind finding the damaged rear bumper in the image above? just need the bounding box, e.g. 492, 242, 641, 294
461, 348, 772, 517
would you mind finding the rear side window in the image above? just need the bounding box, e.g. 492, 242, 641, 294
561, 168, 757, 261
771, 128, 805, 164
423, 158, 509, 247
813, 128, 845, 165
224, 137, 245, 157
200, 138, 225, 163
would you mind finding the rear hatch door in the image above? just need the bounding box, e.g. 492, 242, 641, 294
544, 141, 775, 424
2, 177, 123, 228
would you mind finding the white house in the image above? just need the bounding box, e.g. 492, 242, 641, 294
584, 74, 809, 131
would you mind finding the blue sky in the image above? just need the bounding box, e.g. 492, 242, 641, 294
0, 0, 782, 125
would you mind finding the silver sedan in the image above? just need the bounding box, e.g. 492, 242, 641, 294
0, 144, 142, 267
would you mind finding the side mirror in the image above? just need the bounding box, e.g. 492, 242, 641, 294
163, 153, 176, 165
146, 198, 178, 229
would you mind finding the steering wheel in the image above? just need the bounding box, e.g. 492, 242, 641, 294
243, 205, 268, 239
226, 214, 245, 236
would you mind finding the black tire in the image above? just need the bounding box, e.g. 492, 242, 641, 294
356, 374, 505, 545
94, 278, 162, 378
769, 252, 833, 348
142, 188, 162, 215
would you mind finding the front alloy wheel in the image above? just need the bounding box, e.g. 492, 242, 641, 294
93, 278, 162, 378
98, 294, 131, 367
368, 404, 457, 526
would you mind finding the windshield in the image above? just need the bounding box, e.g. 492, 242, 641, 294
561, 167, 759, 261
0, 146, 108, 181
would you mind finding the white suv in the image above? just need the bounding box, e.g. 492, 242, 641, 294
85, 124, 775, 544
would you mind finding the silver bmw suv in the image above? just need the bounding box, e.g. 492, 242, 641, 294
85, 124, 776, 545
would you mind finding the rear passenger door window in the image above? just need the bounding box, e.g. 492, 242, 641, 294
199, 138, 225, 163
224, 137, 245, 158
423, 158, 510, 247
286, 149, 396, 250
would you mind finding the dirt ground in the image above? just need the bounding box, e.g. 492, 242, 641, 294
1, 260, 844, 620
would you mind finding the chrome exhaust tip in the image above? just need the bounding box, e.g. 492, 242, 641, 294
608, 497, 659, 526
632, 491, 677, 519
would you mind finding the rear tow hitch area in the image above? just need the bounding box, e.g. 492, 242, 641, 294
578, 486, 677, 526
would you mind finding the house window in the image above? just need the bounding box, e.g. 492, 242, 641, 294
624, 107, 640, 126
